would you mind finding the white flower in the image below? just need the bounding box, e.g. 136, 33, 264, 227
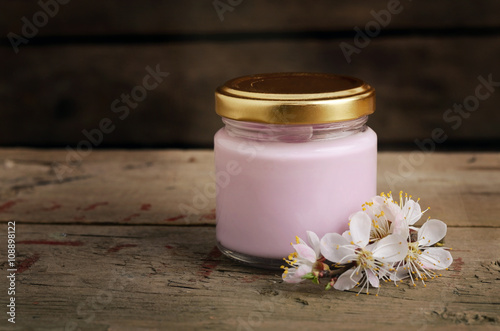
360, 196, 394, 242
282, 231, 321, 283
393, 219, 453, 286
320, 211, 407, 295
364, 191, 429, 242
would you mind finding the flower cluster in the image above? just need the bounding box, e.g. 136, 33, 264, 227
281, 191, 453, 295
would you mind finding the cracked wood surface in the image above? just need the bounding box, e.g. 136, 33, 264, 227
0, 149, 499, 330
0, 225, 499, 330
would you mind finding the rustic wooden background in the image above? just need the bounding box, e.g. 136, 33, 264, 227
1, 0, 500, 149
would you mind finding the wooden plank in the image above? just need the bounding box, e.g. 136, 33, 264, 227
0, 224, 498, 330
378, 152, 500, 227
1, 0, 500, 37
0, 149, 498, 227
0, 149, 216, 225
0, 37, 499, 147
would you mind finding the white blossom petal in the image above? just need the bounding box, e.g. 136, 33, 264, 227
320, 233, 354, 263
371, 196, 386, 206
333, 268, 361, 291
418, 219, 447, 247
306, 231, 321, 257
283, 264, 310, 283
349, 211, 371, 248
342, 230, 352, 242
366, 269, 380, 287
365, 196, 384, 218
295, 236, 306, 245
292, 243, 317, 264
402, 200, 422, 225
382, 200, 401, 221
420, 247, 453, 270
392, 216, 409, 238
378, 263, 393, 279
372, 234, 408, 262
391, 265, 410, 281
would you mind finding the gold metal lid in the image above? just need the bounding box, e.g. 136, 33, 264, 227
215, 72, 375, 124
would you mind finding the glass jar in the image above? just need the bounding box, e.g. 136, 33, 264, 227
214, 73, 377, 268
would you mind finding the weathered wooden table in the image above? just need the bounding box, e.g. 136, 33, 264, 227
0, 149, 499, 330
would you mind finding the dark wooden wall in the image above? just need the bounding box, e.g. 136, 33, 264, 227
1, 0, 499, 149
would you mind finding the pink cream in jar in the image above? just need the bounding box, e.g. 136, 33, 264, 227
214, 73, 377, 268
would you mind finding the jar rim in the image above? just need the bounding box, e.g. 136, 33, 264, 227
215, 72, 375, 125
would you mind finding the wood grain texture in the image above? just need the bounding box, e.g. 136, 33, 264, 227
378, 152, 500, 227
1, 37, 499, 147
2, 0, 500, 36
0, 149, 498, 227
0, 149, 216, 225
0, 224, 498, 330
